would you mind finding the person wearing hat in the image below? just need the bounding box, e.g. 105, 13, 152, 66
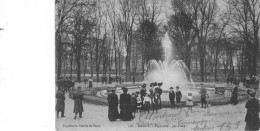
56, 87, 66, 118
73, 86, 84, 119
140, 84, 147, 104
176, 86, 182, 108
156, 82, 163, 108
169, 87, 175, 108
199, 84, 207, 108
120, 87, 132, 121
107, 88, 119, 121
245, 89, 259, 130
230, 84, 238, 105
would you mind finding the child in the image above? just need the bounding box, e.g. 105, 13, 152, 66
136, 94, 142, 113
143, 93, 151, 113
206, 92, 210, 108
131, 93, 137, 118
153, 93, 159, 113
186, 92, 193, 110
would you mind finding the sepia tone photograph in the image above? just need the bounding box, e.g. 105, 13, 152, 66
55, 0, 260, 131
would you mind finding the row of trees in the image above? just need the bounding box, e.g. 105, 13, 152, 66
55, 0, 164, 82
56, 0, 260, 82
167, 0, 259, 81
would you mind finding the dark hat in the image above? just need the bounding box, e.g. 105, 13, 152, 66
153, 82, 158, 86
170, 87, 173, 89
142, 83, 146, 88
150, 83, 153, 87
122, 87, 128, 92
158, 82, 163, 86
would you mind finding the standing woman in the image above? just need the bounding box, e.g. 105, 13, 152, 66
107, 88, 119, 121
73, 86, 84, 119
176, 86, 182, 109
230, 84, 238, 105
245, 89, 259, 130
120, 87, 132, 121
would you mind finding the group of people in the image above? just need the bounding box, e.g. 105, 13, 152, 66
107, 82, 164, 121
57, 77, 75, 93
107, 82, 200, 121
84, 77, 93, 88
56, 86, 84, 119
227, 75, 259, 88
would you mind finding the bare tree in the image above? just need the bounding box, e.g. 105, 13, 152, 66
227, 0, 260, 76
118, 0, 140, 82
56, 0, 81, 79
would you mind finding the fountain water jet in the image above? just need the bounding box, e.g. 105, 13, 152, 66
145, 32, 195, 92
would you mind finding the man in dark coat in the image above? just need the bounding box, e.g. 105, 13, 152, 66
245, 89, 259, 130
56, 87, 65, 118
169, 87, 175, 108
140, 84, 147, 102
230, 84, 238, 105
73, 86, 84, 119
107, 88, 119, 121
120, 87, 132, 121
200, 84, 207, 108
176, 86, 182, 109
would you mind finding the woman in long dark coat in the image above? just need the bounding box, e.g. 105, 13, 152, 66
230, 85, 238, 105
56, 88, 65, 118
107, 88, 119, 121
73, 86, 84, 119
120, 87, 132, 121
245, 89, 259, 130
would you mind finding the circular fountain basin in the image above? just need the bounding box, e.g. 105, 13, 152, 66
97, 84, 228, 102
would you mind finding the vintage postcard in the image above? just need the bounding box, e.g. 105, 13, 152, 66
55, 0, 260, 131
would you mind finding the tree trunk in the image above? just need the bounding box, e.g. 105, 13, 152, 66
84, 56, 87, 78
214, 50, 219, 81
70, 54, 73, 78
184, 46, 191, 70
199, 54, 205, 82
56, 32, 62, 79
118, 52, 121, 84
63, 58, 66, 77
76, 54, 81, 82
90, 50, 93, 77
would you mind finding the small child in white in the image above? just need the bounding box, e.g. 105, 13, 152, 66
136, 94, 142, 112
143, 93, 151, 113
186, 92, 193, 110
